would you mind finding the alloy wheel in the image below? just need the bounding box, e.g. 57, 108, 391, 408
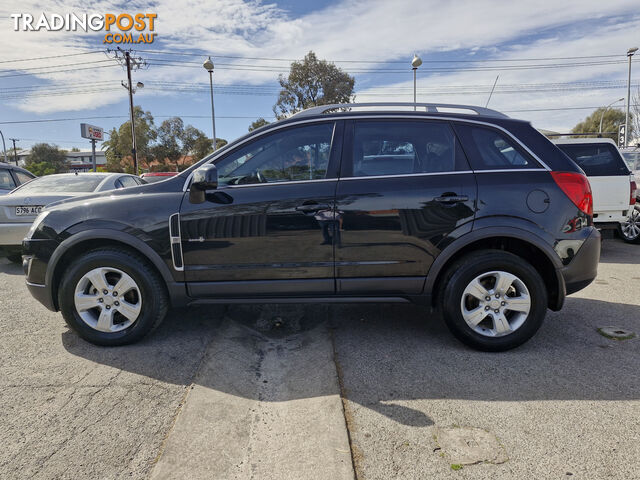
460, 270, 531, 337
73, 267, 142, 333
621, 208, 640, 241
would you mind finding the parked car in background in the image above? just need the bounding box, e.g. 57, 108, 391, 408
140, 172, 178, 183
619, 148, 640, 243
1, 172, 144, 262
553, 139, 636, 239
23, 102, 601, 352
0, 162, 35, 195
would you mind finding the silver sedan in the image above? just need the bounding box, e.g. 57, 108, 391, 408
0, 172, 144, 261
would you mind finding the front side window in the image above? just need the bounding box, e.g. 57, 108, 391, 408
214, 123, 334, 187
349, 121, 468, 177
455, 124, 538, 170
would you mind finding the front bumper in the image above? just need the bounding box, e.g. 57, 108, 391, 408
561, 227, 601, 295
26, 280, 57, 311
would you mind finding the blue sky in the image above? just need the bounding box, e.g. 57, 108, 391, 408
0, 0, 639, 156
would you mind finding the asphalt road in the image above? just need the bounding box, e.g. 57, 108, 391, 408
0, 239, 638, 479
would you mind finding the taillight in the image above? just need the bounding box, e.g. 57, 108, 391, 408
631, 180, 637, 206
550, 171, 593, 216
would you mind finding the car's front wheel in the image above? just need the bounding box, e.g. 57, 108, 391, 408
58, 248, 168, 346
618, 206, 640, 244
441, 250, 548, 351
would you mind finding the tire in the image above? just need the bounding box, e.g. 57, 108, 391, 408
440, 249, 548, 352
58, 248, 168, 346
618, 206, 640, 244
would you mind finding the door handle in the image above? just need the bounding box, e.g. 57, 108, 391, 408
295, 203, 330, 212
434, 195, 469, 204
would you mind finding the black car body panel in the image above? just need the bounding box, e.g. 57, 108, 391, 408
23, 108, 600, 315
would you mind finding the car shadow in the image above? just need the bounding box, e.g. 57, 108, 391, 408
61, 296, 639, 427
0, 258, 23, 275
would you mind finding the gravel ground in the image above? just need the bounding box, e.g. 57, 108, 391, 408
0, 238, 638, 479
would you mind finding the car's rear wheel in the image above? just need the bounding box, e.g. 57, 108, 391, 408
618, 206, 640, 244
441, 250, 547, 351
58, 248, 168, 346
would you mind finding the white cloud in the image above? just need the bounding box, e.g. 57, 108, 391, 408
0, 0, 638, 133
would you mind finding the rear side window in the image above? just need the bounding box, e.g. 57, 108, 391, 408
557, 143, 630, 176
455, 124, 539, 170
15, 171, 34, 185
349, 120, 468, 177
115, 176, 138, 189
0, 169, 17, 190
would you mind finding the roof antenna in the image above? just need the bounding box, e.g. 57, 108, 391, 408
485, 75, 499, 108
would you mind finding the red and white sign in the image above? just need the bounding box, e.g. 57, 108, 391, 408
80, 123, 104, 141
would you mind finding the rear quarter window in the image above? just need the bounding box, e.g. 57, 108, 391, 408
454, 124, 541, 170
557, 143, 630, 176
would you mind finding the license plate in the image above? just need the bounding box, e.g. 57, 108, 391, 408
15, 206, 43, 216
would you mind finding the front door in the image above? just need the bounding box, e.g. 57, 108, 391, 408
179, 121, 342, 297
335, 118, 477, 295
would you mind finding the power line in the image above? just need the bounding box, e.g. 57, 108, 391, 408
0, 50, 103, 65
0, 115, 276, 125
136, 48, 626, 64
0, 58, 116, 74
0, 64, 119, 78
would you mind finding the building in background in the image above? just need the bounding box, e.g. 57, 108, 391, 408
13, 149, 107, 172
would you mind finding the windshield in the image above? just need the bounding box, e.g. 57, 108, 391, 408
557, 143, 630, 176
14, 174, 107, 194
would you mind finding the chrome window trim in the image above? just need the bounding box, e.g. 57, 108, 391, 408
340, 171, 473, 181
183, 114, 551, 191
218, 178, 337, 189
473, 168, 547, 174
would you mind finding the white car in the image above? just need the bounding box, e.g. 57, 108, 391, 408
553, 138, 636, 238
0, 172, 145, 261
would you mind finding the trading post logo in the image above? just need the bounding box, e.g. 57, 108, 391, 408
10, 13, 157, 44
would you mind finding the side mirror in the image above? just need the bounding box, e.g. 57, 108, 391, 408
189, 164, 218, 204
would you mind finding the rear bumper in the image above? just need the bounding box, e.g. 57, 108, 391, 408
594, 211, 627, 226
0, 222, 30, 247
561, 228, 601, 296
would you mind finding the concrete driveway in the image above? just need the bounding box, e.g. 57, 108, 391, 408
0, 239, 638, 479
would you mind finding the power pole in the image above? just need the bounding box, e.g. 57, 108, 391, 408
125, 51, 138, 175
9, 138, 19, 166
108, 48, 147, 175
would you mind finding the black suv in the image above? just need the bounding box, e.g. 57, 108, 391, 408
22, 103, 601, 351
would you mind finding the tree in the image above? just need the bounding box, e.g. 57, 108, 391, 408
248, 117, 270, 131
153, 118, 216, 171
24, 143, 68, 176
103, 106, 157, 173
273, 51, 355, 119
571, 108, 632, 142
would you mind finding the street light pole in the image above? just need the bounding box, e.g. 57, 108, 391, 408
203, 57, 217, 151
0, 130, 7, 163
411, 54, 422, 111
599, 97, 625, 134
626, 47, 638, 147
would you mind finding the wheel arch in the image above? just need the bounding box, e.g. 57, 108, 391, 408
47, 229, 179, 311
427, 226, 565, 311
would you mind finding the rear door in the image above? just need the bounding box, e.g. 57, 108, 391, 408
334, 118, 477, 295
